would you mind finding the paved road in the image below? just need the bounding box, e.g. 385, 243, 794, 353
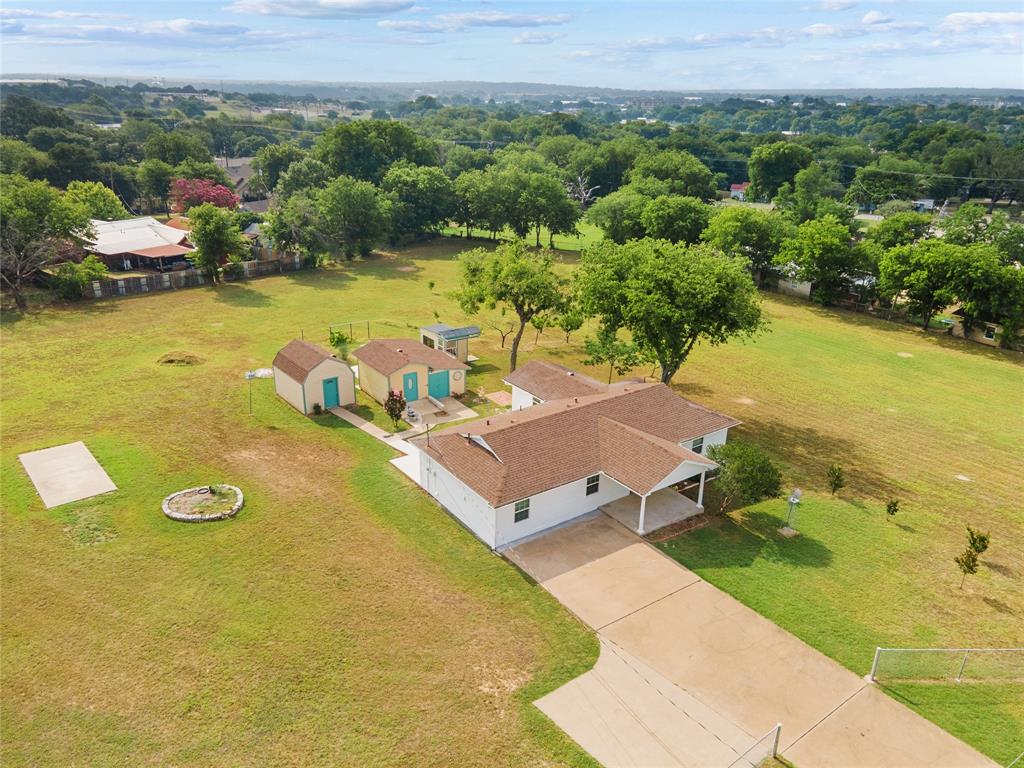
507, 515, 997, 768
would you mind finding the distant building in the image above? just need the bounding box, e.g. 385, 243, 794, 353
729, 182, 751, 201
83, 217, 193, 272
913, 199, 936, 212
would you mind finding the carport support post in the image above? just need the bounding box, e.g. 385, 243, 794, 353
637, 493, 648, 536
697, 470, 706, 509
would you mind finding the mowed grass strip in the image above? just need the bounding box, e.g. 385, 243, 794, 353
1, 244, 598, 766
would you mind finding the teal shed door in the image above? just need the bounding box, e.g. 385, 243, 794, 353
322, 377, 340, 409
402, 372, 418, 402
428, 371, 450, 398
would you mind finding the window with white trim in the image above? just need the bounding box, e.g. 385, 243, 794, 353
514, 498, 530, 522
691, 436, 704, 454
586, 474, 600, 496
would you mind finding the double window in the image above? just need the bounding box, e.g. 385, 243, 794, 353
514, 498, 530, 523
691, 436, 704, 454
586, 474, 600, 496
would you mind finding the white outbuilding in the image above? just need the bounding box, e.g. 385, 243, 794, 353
273, 339, 355, 414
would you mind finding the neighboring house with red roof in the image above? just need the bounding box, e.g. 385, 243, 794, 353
352, 338, 470, 405
729, 182, 751, 201
84, 216, 193, 272
409, 375, 738, 548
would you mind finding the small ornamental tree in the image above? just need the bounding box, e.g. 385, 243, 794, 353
170, 177, 240, 213
827, 464, 845, 495
966, 525, 990, 556
706, 441, 783, 514
328, 329, 354, 359
583, 331, 646, 384
885, 499, 900, 522
186, 203, 248, 282
384, 390, 406, 431
954, 547, 979, 588
557, 307, 584, 343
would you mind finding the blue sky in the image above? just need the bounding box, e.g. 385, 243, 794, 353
1, 1, 1022, 90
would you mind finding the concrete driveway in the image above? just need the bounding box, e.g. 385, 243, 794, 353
507, 515, 997, 768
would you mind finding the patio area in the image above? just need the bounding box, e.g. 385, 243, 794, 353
601, 487, 703, 535
397, 396, 478, 437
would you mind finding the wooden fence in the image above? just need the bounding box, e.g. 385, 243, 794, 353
87, 252, 305, 299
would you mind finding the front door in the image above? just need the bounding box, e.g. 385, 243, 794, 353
322, 377, 340, 409
403, 372, 418, 402
428, 370, 450, 398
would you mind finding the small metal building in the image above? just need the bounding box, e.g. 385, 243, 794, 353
419, 323, 480, 363
273, 339, 355, 414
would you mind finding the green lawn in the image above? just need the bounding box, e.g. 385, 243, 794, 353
0, 241, 599, 766
3, 240, 1022, 764
442, 220, 605, 252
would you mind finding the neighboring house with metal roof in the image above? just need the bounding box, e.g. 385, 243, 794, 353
419, 323, 480, 363
273, 339, 355, 414
409, 379, 738, 548
83, 216, 193, 272
503, 359, 608, 410
352, 338, 470, 406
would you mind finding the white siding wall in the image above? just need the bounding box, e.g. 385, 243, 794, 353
420, 453, 498, 548
510, 386, 537, 411
273, 368, 306, 413
493, 473, 631, 548
304, 358, 356, 409
694, 427, 729, 454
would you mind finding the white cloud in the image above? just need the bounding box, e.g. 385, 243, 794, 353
814, 0, 856, 10
802, 22, 863, 37
0, 7, 124, 19
512, 31, 563, 45
227, 0, 413, 18
9, 18, 317, 48
939, 11, 1024, 33
376, 19, 445, 32
861, 10, 891, 25
435, 11, 570, 28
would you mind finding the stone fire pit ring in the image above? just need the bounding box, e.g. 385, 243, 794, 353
162, 484, 244, 523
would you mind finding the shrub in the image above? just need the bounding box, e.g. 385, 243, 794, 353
328, 329, 354, 359
954, 547, 979, 588
52, 255, 107, 300
706, 440, 783, 514
827, 464, 845, 495
966, 525, 990, 555
384, 390, 406, 430
885, 499, 900, 521
312, 403, 323, 415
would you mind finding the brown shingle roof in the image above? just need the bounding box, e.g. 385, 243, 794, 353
503, 359, 606, 400
273, 339, 336, 382
413, 383, 734, 506
352, 339, 471, 376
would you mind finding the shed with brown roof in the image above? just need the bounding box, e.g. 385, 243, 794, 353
272, 339, 355, 414
504, 359, 607, 409
352, 338, 470, 405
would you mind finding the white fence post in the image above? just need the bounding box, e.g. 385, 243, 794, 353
771, 723, 782, 757
956, 650, 969, 683
869, 647, 882, 682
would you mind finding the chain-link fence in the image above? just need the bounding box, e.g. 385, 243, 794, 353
869, 647, 1024, 683
725, 724, 782, 768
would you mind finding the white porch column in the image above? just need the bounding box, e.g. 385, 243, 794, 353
637, 493, 648, 536
697, 471, 706, 510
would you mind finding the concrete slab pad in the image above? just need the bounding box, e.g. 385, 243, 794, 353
783, 684, 997, 768
536, 638, 757, 768
602, 580, 871, 747
602, 488, 702, 534
18, 441, 117, 509
506, 515, 699, 629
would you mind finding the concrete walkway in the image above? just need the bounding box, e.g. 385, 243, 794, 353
329, 406, 421, 481
508, 515, 997, 768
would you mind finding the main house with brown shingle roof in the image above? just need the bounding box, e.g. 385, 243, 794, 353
352, 338, 470, 405
408, 378, 738, 549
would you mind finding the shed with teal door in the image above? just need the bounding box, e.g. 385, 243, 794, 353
352, 338, 472, 406
273, 339, 355, 415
